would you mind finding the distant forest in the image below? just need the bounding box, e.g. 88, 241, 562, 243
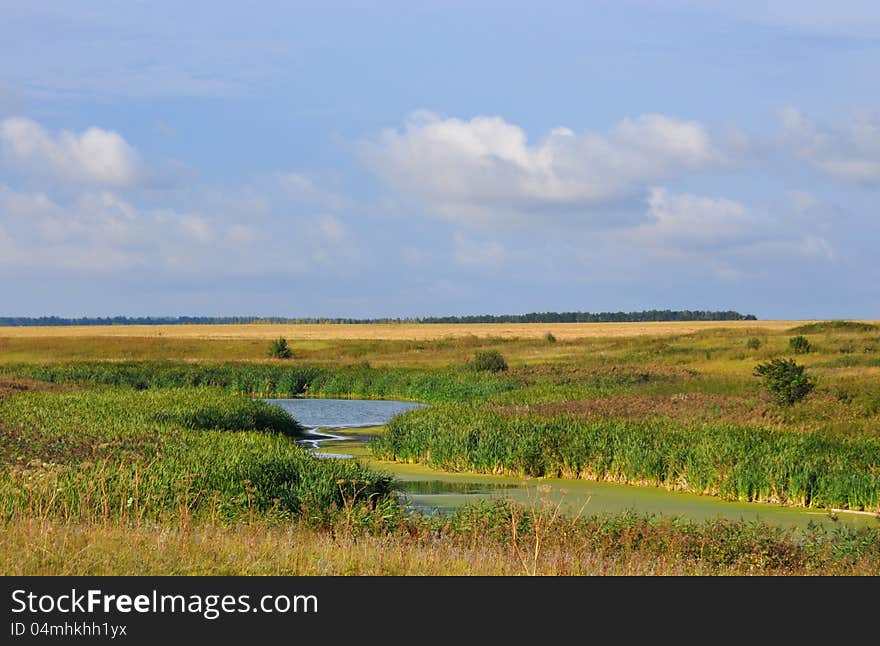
0, 310, 757, 326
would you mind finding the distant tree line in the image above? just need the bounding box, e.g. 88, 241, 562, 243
419, 310, 757, 323
0, 310, 756, 326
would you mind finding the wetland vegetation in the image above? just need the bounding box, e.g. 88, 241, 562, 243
1, 320, 879, 575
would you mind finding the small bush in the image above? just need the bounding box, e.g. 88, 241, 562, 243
789, 336, 812, 354
470, 350, 508, 373
544, 332, 557, 343
754, 358, 815, 405
746, 337, 761, 350
267, 337, 293, 359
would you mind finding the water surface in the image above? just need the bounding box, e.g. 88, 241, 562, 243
268, 397, 426, 428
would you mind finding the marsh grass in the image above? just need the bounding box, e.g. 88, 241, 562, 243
2, 362, 511, 402
0, 388, 393, 523
3, 499, 879, 575
374, 403, 880, 510
3, 321, 880, 576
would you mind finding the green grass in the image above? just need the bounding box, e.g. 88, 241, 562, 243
1, 362, 511, 402
0, 388, 393, 523
3, 325, 880, 514
373, 403, 880, 510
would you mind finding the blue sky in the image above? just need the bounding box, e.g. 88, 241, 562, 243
1, 1, 878, 318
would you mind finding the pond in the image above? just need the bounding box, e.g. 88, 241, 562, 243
266, 398, 426, 456
265, 398, 879, 530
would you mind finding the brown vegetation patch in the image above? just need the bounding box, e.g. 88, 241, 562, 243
509, 363, 698, 387
0, 423, 161, 468
505, 393, 770, 426
0, 377, 75, 400
503, 391, 879, 434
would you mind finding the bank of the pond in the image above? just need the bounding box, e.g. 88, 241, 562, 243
263, 399, 880, 531
374, 403, 880, 512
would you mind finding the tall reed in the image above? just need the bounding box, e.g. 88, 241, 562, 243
373, 403, 880, 510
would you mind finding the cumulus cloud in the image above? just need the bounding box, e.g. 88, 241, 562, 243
639, 188, 759, 251
360, 111, 733, 225
633, 187, 833, 263
0, 117, 143, 187
0, 184, 358, 276
0, 186, 234, 271
779, 108, 880, 184
0, 187, 141, 271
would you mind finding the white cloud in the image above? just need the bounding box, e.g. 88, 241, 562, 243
0, 117, 143, 187
0, 184, 359, 276
779, 108, 880, 184
0, 186, 217, 271
639, 188, 758, 251
631, 187, 834, 264
360, 111, 733, 225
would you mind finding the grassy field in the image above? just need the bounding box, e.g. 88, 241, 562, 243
1, 320, 879, 574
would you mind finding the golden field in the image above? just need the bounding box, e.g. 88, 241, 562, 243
0, 320, 842, 341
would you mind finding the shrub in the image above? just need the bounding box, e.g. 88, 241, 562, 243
789, 336, 812, 354
544, 332, 557, 343
470, 350, 508, 373
753, 358, 815, 405
746, 337, 761, 350
267, 337, 293, 359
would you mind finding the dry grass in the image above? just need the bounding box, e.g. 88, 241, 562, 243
0, 376, 74, 399
0, 520, 614, 576
5, 517, 875, 576
0, 321, 831, 342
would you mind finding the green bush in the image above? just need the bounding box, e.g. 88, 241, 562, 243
267, 337, 293, 359
789, 335, 812, 354
754, 358, 815, 405
469, 350, 508, 373
544, 332, 557, 343
746, 337, 761, 350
